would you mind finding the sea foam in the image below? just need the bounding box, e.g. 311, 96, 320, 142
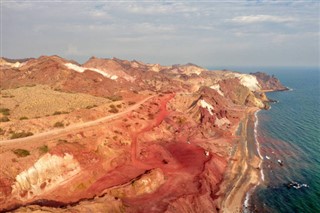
254, 110, 265, 182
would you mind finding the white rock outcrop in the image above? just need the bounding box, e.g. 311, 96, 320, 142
65, 63, 118, 80
199, 99, 214, 115
12, 153, 81, 200
234, 73, 261, 91
210, 84, 224, 96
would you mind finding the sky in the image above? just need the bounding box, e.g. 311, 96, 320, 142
1, 0, 319, 68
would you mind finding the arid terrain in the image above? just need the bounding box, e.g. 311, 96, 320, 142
0, 56, 287, 212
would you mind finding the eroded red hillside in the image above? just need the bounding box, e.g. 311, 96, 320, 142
0, 56, 284, 212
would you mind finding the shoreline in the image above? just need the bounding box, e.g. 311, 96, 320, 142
217, 108, 263, 212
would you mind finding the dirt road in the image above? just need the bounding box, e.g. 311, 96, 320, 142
0, 95, 155, 145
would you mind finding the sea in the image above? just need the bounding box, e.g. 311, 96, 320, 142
210, 66, 320, 213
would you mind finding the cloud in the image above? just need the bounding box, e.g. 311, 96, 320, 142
123, 2, 198, 15
2, 1, 319, 67
230, 15, 296, 24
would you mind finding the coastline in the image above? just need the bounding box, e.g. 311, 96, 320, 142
217, 107, 262, 212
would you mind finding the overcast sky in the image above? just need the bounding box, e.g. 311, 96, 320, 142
1, 0, 319, 67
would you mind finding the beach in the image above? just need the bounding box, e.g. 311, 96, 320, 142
217, 107, 262, 212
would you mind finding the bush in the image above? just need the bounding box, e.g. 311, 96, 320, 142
39, 145, 49, 154
53, 121, 64, 128
11, 131, 33, 139
109, 108, 119, 113
53, 111, 68, 115
107, 95, 122, 102
128, 101, 136, 105
0, 116, 10, 122
13, 149, 30, 157
0, 108, 10, 116
86, 105, 97, 109
0, 128, 4, 135
19, 116, 28, 120
148, 113, 154, 120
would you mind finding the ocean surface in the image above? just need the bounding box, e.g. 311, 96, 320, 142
209, 66, 319, 212
251, 67, 320, 213
220, 66, 319, 213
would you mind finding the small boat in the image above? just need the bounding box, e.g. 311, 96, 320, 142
278, 159, 283, 166
265, 156, 270, 160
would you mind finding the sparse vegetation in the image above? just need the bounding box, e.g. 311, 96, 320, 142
86, 104, 98, 109
109, 104, 119, 113
26, 84, 36, 87
11, 131, 33, 139
53, 121, 64, 128
0, 128, 5, 135
177, 116, 187, 125
128, 101, 136, 105
1, 95, 14, 98
19, 116, 28, 120
114, 130, 122, 135
148, 113, 154, 120
53, 111, 68, 115
38, 145, 49, 154
0, 85, 109, 119
116, 104, 122, 108
107, 95, 123, 102
0, 116, 10, 122
12, 149, 30, 157
0, 108, 10, 116
109, 108, 119, 113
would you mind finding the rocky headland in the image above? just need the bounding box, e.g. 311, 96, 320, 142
0, 56, 286, 212
251, 71, 289, 92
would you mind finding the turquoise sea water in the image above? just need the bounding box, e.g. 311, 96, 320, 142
250, 67, 320, 213
236, 67, 319, 213
209, 66, 319, 212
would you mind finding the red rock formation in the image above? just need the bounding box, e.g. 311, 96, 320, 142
0, 55, 287, 212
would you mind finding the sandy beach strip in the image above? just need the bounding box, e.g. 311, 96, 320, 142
217, 108, 262, 213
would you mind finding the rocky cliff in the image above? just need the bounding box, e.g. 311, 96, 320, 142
251, 71, 288, 91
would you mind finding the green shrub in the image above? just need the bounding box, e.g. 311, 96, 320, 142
19, 116, 28, 120
11, 131, 33, 139
0, 116, 10, 122
13, 149, 30, 157
0, 108, 10, 116
39, 145, 49, 154
53, 121, 64, 128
